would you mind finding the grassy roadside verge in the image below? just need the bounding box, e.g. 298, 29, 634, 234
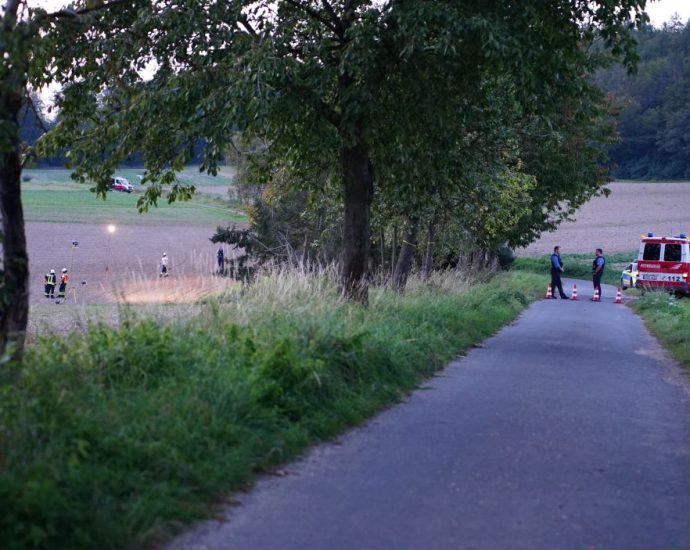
512, 251, 637, 287
1, 271, 544, 549
631, 292, 690, 370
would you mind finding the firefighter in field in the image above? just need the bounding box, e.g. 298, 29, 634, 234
57, 268, 69, 299
44, 269, 57, 298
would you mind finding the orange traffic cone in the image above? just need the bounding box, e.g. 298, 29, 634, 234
614, 288, 622, 304
571, 284, 578, 301
545, 283, 553, 299
591, 288, 600, 302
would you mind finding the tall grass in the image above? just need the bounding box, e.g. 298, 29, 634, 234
0, 268, 543, 549
632, 292, 690, 369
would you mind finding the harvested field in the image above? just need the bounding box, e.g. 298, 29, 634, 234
25, 221, 242, 335
520, 182, 690, 256
15, 168, 243, 334
27, 222, 240, 306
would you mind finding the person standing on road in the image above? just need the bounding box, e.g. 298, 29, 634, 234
592, 248, 606, 299
550, 246, 569, 299
160, 252, 169, 278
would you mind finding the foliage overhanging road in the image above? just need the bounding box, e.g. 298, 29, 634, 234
169, 281, 690, 550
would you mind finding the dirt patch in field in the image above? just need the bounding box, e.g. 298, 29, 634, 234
520, 182, 690, 256
27, 222, 241, 306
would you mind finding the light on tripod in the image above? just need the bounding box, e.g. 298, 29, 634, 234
105, 225, 117, 274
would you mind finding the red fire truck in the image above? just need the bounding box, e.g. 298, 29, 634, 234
636, 233, 690, 295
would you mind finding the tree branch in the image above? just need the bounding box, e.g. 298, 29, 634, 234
283, 0, 341, 36
321, 0, 345, 36
2, 0, 21, 18
24, 91, 49, 134
237, 15, 258, 38
46, 0, 132, 20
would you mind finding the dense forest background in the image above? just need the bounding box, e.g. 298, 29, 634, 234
596, 18, 690, 180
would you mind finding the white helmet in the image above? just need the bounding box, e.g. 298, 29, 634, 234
163, 252, 167, 257
62, 268, 67, 272
50, 269, 55, 274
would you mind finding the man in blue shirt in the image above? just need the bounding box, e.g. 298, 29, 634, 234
592, 248, 606, 299
550, 246, 568, 299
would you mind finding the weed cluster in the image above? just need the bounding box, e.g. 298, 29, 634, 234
0, 269, 543, 548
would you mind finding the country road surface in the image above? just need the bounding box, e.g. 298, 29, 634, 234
168, 280, 690, 550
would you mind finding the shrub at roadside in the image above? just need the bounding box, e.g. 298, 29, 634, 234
632, 292, 690, 369
0, 270, 543, 549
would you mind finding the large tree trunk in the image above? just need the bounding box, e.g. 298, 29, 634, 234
0, 88, 29, 360
340, 139, 373, 302
393, 222, 417, 292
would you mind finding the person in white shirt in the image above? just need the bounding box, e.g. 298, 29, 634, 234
160, 252, 169, 278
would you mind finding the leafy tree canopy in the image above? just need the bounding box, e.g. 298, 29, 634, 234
33, 2, 647, 281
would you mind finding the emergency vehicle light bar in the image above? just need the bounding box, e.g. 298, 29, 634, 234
647, 232, 654, 237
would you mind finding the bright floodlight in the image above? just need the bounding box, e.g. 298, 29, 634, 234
107, 224, 116, 234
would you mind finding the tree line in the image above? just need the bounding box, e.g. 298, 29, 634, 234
596, 17, 690, 180
2, 0, 650, 360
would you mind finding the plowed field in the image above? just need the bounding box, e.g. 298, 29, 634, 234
520, 182, 690, 256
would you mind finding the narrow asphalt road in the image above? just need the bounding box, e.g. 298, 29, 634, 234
168, 280, 690, 550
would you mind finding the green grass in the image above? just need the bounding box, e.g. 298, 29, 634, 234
512, 251, 637, 287
0, 270, 544, 549
631, 292, 690, 371
21, 167, 244, 226
22, 166, 235, 189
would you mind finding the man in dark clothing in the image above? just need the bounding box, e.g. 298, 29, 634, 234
217, 247, 224, 272
550, 246, 569, 299
592, 248, 606, 299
